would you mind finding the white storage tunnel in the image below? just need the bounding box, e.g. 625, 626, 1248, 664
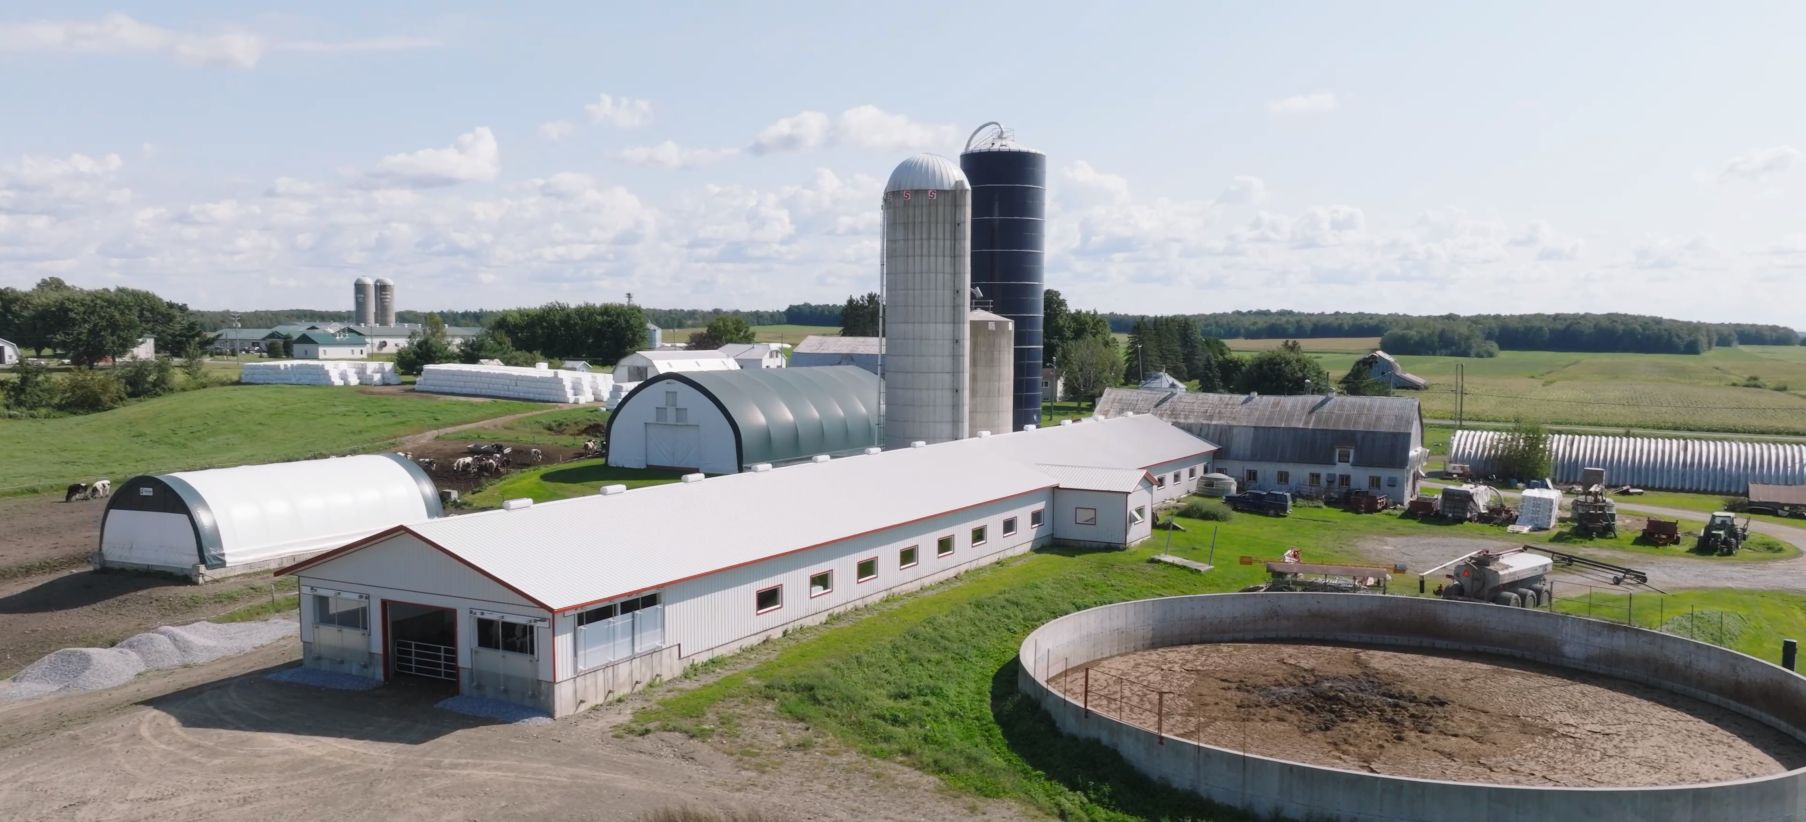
98, 454, 442, 581
415, 363, 612, 404
1448, 430, 1806, 494
240, 361, 400, 386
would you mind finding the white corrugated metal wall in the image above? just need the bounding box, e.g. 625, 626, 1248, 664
1447, 430, 1806, 494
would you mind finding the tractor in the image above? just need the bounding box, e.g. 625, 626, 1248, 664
1696, 512, 1750, 555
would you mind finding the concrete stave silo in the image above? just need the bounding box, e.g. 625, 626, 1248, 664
353, 277, 376, 325
961, 123, 1046, 432
968, 309, 1014, 436
882, 154, 971, 449
374, 277, 396, 326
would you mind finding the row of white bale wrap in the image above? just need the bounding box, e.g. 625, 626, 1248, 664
1450, 430, 1806, 495
240, 361, 401, 386
415, 363, 614, 404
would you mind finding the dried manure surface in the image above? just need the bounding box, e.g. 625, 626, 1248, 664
1053, 642, 1806, 787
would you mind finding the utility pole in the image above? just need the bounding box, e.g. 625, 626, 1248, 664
1456, 363, 1465, 430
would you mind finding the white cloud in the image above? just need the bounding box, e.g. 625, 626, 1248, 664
585, 94, 653, 129
538, 120, 575, 142
180, 199, 260, 224
617, 142, 739, 170
749, 106, 959, 155
264, 177, 320, 198
0, 14, 262, 67
141, 143, 156, 159
1632, 233, 1721, 269
363, 127, 499, 188
1712, 146, 1801, 183
1214, 175, 1267, 205
1289, 205, 1366, 247
275, 37, 439, 54
1267, 92, 1339, 115
8, 152, 124, 188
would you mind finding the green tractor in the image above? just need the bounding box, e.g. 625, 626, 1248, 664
1696, 512, 1750, 555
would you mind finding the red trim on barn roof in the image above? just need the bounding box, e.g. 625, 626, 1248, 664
278, 524, 558, 612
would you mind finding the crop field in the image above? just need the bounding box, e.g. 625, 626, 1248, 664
0, 385, 546, 496
664, 324, 837, 346
1223, 336, 1381, 353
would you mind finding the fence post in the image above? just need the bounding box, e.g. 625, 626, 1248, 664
1083, 667, 1090, 718
1628, 593, 1634, 627
1157, 691, 1165, 744
1785, 640, 1799, 672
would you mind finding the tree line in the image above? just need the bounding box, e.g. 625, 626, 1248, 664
1100, 310, 1800, 355
0, 278, 213, 364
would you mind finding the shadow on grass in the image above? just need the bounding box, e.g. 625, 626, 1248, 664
989, 660, 1267, 822
539, 462, 687, 485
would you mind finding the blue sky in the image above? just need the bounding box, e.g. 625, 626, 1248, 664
1, 2, 1802, 325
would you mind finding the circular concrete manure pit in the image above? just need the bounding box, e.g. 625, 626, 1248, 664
1052, 642, 1806, 787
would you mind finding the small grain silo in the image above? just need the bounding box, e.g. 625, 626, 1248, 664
374, 277, 397, 326
969, 309, 1014, 435
961, 123, 1046, 433
882, 153, 971, 448
353, 277, 376, 325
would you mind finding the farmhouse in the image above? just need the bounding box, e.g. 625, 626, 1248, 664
789, 335, 881, 374
613, 349, 739, 383
1097, 388, 1427, 499
279, 415, 1213, 716
291, 330, 369, 359
99, 454, 441, 581
607, 366, 879, 474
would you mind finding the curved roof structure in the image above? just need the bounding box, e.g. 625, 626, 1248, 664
886, 153, 967, 193
963, 122, 1042, 155
1450, 430, 1806, 494
100, 453, 440, 573
608, 366, 880, 469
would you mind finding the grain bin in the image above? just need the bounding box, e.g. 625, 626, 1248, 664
961, 123, 1046, 432
882, 153, 970, 448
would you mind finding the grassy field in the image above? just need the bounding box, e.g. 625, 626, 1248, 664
464, 458, 685, 507
0, 385, 547, 496
662, 324, 838, 347
434, 406, 604, 448
629, 508, 1806, 821
1223, 336, 1381, 353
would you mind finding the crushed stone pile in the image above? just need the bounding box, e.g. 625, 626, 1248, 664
2, 619, 296, 699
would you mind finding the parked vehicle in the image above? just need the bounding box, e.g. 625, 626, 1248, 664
1224, 490, 1292, 517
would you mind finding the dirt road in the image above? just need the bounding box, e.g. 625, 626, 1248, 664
0, 640, 1030, 822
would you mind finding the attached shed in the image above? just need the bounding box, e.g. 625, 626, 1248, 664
790, 335, 881, 375
607, 365, 880, 474
99, 454, 441, 581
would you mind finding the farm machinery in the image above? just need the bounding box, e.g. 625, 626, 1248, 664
1424, 547, 1553, 607
1344, 489, 1390, 513
1696, 512, 1751, 555
1438, 485, 1513, 523
1641, 517, 1681, 546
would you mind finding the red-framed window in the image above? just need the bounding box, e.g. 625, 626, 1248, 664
755, 585, 782, 614
856, 557, 878, 583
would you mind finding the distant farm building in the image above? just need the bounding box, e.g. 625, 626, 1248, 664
613, 350, 739, 383
1139, 371, 1186, 393
1097, 388, 1428, 499
1356, 350, 1427, 390
1041, 367, 1064, 402
291, 330, 369, 359
0, 337, 18, 365
607, 366, 879, 474
717, 342, 787, 370
99, 454, 441, 581
790, 335, 881, 374
1450, 431, 1806, 494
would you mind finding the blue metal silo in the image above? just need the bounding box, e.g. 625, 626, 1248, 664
961, 123, 1046, 432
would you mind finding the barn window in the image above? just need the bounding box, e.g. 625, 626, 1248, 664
971, 525, 987, 547
1245, 469, 1258, 483
756, 585, 782, 614
1172, 472, 1181, 484
937, 535, 954, 557
899, 545, 919, 569
1277, 471, 1290, 484
809, 571, 833, 597
664, 391, 678, 406
1131, 506, 1146, 525
675, 408, 688, 424
1387, 476, 1399, 487
1188, 467, 1198, 478
1369, 476, 1382, 490
476, 618, 536, 656
655, 407, 668, 423
1003, 517, 1018, 536
1336, 448, 1353, 464
857, 557, 878, 583
312, 596, 367, 630
1309, 473, 1322, 486
1075, 508, 1097, 526
1030, 509, 1044, 528
1156, 475, 1166, 488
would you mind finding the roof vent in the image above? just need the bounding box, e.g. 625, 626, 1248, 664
1022, 424, 1037, 431
1248, 391, 1259, 399
502, 498, 533, 510
750, 463, 773, 473
863, 447, 882, 455
535, 362, 549, 370
812, 455, 831, 463
977, 431, 992, 438
599, 484, 627, 496
681, 473, 706, 483
911, 441, 927, 448
1059, 420, 1073, 426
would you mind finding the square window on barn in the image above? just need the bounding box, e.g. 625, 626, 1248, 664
1131, 506, 1146, 525
1369, 476, 1382, 490
1189, 467, 1198, 478
1156, 475, 1166, 488
1309, 472, 1321, 486
313, 595, 367, 630
1336, 448, 1353, 464
476, 618, 536, 657
756, 586, 782, 614
1075, 507, 1097, 526
1387, 476, 1399, 487
1277, 471, 1290, 484
899, 545, 919, 568
664, 391, 678, 406
1003, 517, 1018, 536
971, 525, 987, 546
809, 571, 833, 598
1172, 472, 1181, 484
655, 407, 668, 423
1246, 469, 1259, 483
857, 557, 878, 583
675, 408, 688, 424
1030, 509, 1044, 528
937, 536, 954, 557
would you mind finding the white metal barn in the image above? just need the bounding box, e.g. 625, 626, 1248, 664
790, 335, 881, 374
280, 415, 1214, 717
99, 454, 441, 581
607, 366, 879, 474
613, 350, 740, 383
717, 343, 787, 370
0, 337, 18, 365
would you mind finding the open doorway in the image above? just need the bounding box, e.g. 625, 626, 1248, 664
385, 601, 458, 685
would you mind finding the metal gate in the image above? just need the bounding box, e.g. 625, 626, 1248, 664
393, 639, 457, 680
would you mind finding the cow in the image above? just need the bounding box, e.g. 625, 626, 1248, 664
89, 479, 111, 499
64, 482, 88, 503
529, 448, 543, 464
452, 456, 474, 473
417, 458, 437, 471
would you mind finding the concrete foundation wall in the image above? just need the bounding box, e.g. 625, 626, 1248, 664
1018, 594, 1806, 822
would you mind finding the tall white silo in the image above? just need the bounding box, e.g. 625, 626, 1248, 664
374, 277, 397, 326
969, 309, 1014, 435
882, 153, 971, 448
353, 277, 375, 325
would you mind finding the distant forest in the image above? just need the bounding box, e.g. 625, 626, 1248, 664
1102, 310, 1801, 356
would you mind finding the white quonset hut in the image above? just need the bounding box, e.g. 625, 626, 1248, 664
717, 343, 787, 370
279, 415, 1214, 716
416, 363, 612, 404
99, 454, 441, 581
613, 350, 739, 383
607, 366, 879, 474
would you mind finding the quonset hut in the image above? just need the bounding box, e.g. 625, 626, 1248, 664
607, 366, 880, 474
98, 454, 442, 581
1449, 430, 1806, 494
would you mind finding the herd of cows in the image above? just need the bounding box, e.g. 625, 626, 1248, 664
63, 478, 112, 503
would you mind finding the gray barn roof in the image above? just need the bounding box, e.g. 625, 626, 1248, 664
611, 365, 879, 469
1096, 388, 1423, 469
794, 335, 880, 355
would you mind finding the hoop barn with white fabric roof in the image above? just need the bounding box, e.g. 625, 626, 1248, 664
279, 415, 1216, 717
99, 454, 442, 581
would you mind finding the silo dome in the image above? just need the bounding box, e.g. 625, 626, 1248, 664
374, 277, 395, 286
886, 154, 967, 193
354, 276, 374, 285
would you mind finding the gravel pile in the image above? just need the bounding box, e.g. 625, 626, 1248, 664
2, 619, 296, 700
436, 694, 552, 724
266, 667, 382, 691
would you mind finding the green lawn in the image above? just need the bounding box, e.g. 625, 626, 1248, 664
1615, 489, 1806, 527
464, 458, 685, 507
0, 385, 548, 496
629, 516, 1806, 822
1552, 588, 1806, 662
436, 406, 606, 448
